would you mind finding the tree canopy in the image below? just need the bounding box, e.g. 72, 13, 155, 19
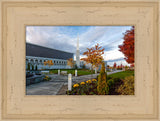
81, 43, 104, 69
113, 62, 117, 68
119, 26, 134, 64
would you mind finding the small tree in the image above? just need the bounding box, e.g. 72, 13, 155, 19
81, 43, 104, 71
120, 63, 123, 70
74, 64, 78, 69
32, 64, 34, 71
117, 65, 120, 70
27, 63, 30, 71
67, 58, 74, 68
113, 62, 117, 70
97, 62, 109, 95
35, 65, 38, 70
82, 64, 86, 69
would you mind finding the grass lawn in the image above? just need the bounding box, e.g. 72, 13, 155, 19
108, 70, 134, 79
49, 69, 95, 76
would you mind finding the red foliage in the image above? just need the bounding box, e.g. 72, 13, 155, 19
117, 65, 120, 69
120, 63, 123, 68
119, 26, 134, 64
113, 62, 117, 68
130, 63, 134, 68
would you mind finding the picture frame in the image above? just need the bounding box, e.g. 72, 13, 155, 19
0, 0, 159, 120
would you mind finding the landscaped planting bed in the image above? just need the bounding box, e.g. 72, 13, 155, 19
66, 79, 98, 95
67, 71, 134, 95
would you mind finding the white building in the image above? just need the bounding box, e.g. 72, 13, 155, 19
26, 43, 74, 70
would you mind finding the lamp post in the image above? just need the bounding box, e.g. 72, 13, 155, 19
68, 73, 72, 91
75, 70, 77, 77
58, 69, 60, 75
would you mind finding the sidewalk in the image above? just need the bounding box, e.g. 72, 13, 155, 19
26, 70, 123, 95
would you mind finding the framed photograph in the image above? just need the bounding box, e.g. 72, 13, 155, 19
25, 25, 135, 96
0, 0, 159, 120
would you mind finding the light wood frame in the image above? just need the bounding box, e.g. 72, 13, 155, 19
0, 0, 160, 120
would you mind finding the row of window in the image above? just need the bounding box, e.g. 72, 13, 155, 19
26, 59, 67, 65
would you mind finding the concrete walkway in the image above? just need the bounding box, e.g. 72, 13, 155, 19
26, 70, 123, 95
26, 82, 63, 95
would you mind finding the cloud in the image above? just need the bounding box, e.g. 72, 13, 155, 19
107, 57, 124, 62
26, 26, 76, 53
26, 26, 132, 65
107, 60, 130, 66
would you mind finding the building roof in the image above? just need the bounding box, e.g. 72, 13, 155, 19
26, 43, 73, 60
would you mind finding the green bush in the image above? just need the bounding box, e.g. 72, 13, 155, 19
43, 75, 51, 81
113, 77, 121, 82
107, 76, 112, 80
97, 63, 109, 95
107, 79, 115, 87
117, 76, 134, 95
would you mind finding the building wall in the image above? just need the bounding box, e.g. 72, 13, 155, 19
26, 56, 71, 70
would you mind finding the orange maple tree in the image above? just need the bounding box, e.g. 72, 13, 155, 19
119, 26, 134, 64
81, 43, 104, 70
67, 58, 74, 68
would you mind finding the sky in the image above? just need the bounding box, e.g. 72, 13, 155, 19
26, 26, 132, 66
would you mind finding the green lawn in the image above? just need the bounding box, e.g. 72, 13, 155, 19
108, 71, 134, 79
49, 69, 95, 76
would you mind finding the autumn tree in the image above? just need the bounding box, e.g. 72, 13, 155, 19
119, 26, 134, 64
120, 63, 123, 68
117, 65, 120, 70
130, 63, 134, 68
44, 60, 54, 69
113, 62, 117, 69
81, 43, 104, 70
67, 58, 74, 68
